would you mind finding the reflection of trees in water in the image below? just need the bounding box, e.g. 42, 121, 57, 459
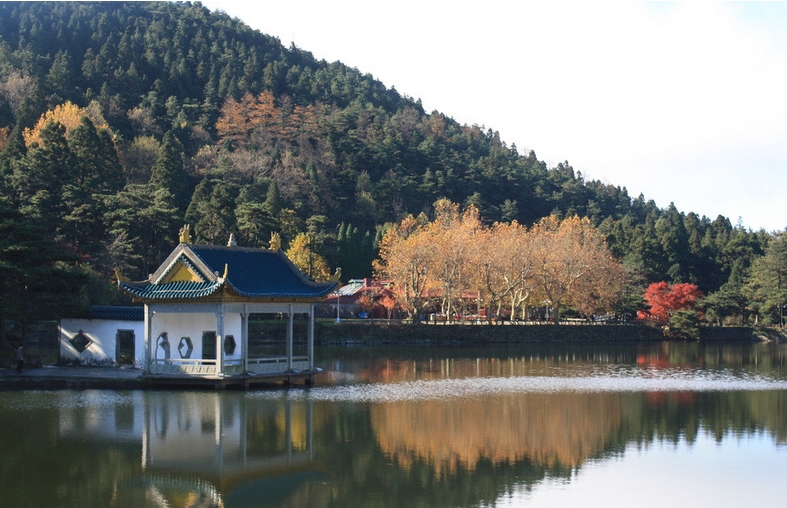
634, 390, 787, 445
350, 346, 646, 383
318, 415, 561, 508
326, 342, 787, 385
3, 386, 785, 508
638, 342, 786, 375
0, 405, 141, 507
371, 392, 623, 475
369, 389, 787, 481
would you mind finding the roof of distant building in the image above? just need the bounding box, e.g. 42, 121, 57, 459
86, 306, 145, 321
324, 278, 393, 302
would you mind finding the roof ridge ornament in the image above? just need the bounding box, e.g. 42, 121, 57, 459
269, 231, 281, 251
329, 267, 342, 283
114, 267, 128, 283
179, 224, 192, 244
227, 233, 237, 247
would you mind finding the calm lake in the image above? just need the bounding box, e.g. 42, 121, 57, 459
1, 341, 786, 508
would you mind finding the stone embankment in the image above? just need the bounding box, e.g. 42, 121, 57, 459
0, 366, 145, 390
313, 322, 784, 346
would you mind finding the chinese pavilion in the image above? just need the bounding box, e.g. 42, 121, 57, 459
116, 226, 338, 384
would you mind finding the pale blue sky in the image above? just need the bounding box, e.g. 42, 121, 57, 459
504, 433, 787, 507
199, 1, 787, 232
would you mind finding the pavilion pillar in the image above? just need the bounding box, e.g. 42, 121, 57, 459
307, 304, 315, 370
144, 304, 152, 374
287, 304, 294, 370
242, 305, 249, 372
216, 309, 225, 375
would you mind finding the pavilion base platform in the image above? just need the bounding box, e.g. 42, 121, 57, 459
142, 369, 320, 389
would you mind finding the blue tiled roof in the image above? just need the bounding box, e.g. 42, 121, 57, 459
119, 244, 337, 301
119, 280, 223, 300
191, 245, 336, 298
88, 306, 145, 321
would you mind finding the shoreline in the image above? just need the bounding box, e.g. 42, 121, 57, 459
0, 365, 146, 391
1, 325, 783, 391
312, 322, 786, 345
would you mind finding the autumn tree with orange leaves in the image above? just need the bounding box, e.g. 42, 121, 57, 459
216, 91, 280, 146
216, 91, 322, 149
373, 214, 434, 322
379, 292, 400, 320
473, 220, 537, 323
638, 281, 702, 325
375, 201, 624, 324
423, 200, 483, 322
530, 216, 624, 323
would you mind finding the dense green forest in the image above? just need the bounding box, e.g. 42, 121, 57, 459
0, 1, 783, 333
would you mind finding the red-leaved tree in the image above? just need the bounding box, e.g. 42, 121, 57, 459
638, 282, 702, 324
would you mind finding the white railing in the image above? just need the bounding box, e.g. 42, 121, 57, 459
246, 356, 311, 374
149, 356, 310, 376
150, 358, 219, 375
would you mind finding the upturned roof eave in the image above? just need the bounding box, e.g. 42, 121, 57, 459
119, 279, 337, 304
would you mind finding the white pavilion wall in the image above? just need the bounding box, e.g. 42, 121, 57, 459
149, 311, 243, 361
59, 318, 144, 366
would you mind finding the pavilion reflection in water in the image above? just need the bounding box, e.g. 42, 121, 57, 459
47, 348, 787, 507
58, 392, 332, 508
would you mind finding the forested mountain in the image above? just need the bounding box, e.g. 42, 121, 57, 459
0, 1, 781, 328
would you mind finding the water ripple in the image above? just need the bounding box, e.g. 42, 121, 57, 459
264, 374, 787, 403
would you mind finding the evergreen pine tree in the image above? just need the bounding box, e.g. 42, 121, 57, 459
196, 181, 237, 244
12, 121, 77, 240
46, 49, 75, 103
263, 180, 282, 217
104, 184, 181, 277
0, 199, 87, 347
235, 182, 278, 248
0, 126, 26, 179
150, 130, 190, 214
184, 178, 212, 229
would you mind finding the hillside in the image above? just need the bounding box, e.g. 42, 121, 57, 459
0, 1, 777, 328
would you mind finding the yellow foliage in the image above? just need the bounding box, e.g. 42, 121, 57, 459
373, 214, 435, 319
0, 126, 9, 152
374, 202, 624, 322
285, 233, 332, 282
23, 101, 109, 146
530, 215, 624, 318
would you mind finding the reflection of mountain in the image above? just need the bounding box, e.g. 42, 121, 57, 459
371, 392, 623, 474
